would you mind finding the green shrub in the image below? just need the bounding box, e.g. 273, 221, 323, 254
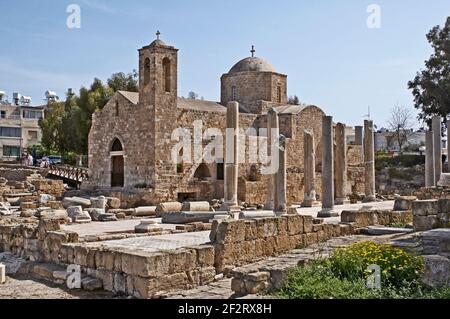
274, 242, 450, 299
276, 262, 376, 299
330, 242, 424, 287
375, 154, 424, 171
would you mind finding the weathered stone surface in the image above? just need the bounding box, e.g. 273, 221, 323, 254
422, 255, 450, 288
0, 263, 5, 284
81, 276, 103, 291
414, 215, 439, 232
239, 211, 275, 219
67, 206, 92, 223
162, 211, 218, 224
366, 226, 413, 235
393, 196, 417, 211
181, 201, 210, 212
90, 196, 107, 209
106, 197, 121, 209
98, 213, 118, 222
63, 197, 91, 209
86, 208, 106, 221
412, 200, 439, 216
132, 206, 157, 217
156, 202, 182, 215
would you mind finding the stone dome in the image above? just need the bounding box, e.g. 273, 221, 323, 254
229, 57, 276, 74
149, 39, 168, 47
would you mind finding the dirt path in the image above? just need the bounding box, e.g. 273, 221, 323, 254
0, 274, 121, 299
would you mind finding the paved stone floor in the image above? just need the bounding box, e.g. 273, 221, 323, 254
62, 218, 179, 237
298, 200, 395, 223
85, 230, 212, 252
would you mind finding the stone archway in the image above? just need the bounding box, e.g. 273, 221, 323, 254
110, 138, 124, 187
193, 163, 212, 181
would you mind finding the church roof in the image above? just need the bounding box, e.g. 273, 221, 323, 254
229, 57, 276, 74
274, 104, 308, 114
177, 98, 226, 113
118, 91, 139, 105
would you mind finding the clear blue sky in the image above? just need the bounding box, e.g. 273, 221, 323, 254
1, 0, 449, 128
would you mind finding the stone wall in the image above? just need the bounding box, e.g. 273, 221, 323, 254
413, 199, 450, 231
0, 218, 216, 298
209, 216, 355, 272
0, 165, 46, 181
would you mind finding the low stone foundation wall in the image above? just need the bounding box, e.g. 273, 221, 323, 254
413, 200, 450, 231
341, 209, 412, 228
210, 216, 355, 273
0, 219, 215, 298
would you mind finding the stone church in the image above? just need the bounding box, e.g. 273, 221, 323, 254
87, 34, 365, 206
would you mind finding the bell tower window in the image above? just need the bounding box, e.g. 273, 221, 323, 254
144, 58, 150, 86
277, 85, 282, 103
231, 86, 237, 101
163, 57, 171, 93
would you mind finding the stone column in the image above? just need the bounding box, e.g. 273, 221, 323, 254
318, 116, 338, 217
432, 116, 442, 184
302, 130, 320, 207
265, 108, 279, 210
274, 135, 287, 215
220, 101, 240, 212
363, 120, 376, 202
355, 126, 363, 145
335, 123, 349, 205
447, 120, 450, 173
425, 130, 435, 187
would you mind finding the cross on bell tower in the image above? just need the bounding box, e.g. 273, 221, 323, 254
156, 30, 161, 40
251, 45, 255, 57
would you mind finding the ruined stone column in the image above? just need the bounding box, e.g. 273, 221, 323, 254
447, 120, 450, 173
425, 130, 435, 188
302, 130, 320, 207
363, 120, 376, 202
432, 116, 442, 183
355, 126, 363, 145
265, 108, 279, 210
274, 135, 287, 215
220, 101, 240, 212
335, 123, 349, 205
318, 116, 338, 217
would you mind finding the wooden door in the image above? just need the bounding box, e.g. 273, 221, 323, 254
111, 156, 124, 187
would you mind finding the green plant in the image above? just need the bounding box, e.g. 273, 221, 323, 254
330, 242, 424, 287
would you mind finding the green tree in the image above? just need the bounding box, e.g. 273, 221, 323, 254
39, 101, 65, 152
107, 70, 138, 92
408, 17, 450, 126
39, 71, 138, 156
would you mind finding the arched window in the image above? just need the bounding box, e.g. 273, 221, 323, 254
277, 85, 282, 103
144, 58, 150, 86
231, 86, 237, 101
111, 138, 123, 152
115, 101, 119, 116
163, 57, 171, 92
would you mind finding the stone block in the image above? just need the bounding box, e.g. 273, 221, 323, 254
121, 252, 170, 278
63, 197, 91, 209
302, 215, 313, 233
90, 196, 107, 209
106, 197, 121, 209
414, 215, 439, 232
161, 211, 217, 224
214, 219, 246, 244
422, 255, 450, 288
393, 196, 417, 211
285, 215, 303, 235
132, 206, 157, 217
412, 200, 439, 216
181, 201, 210, 212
